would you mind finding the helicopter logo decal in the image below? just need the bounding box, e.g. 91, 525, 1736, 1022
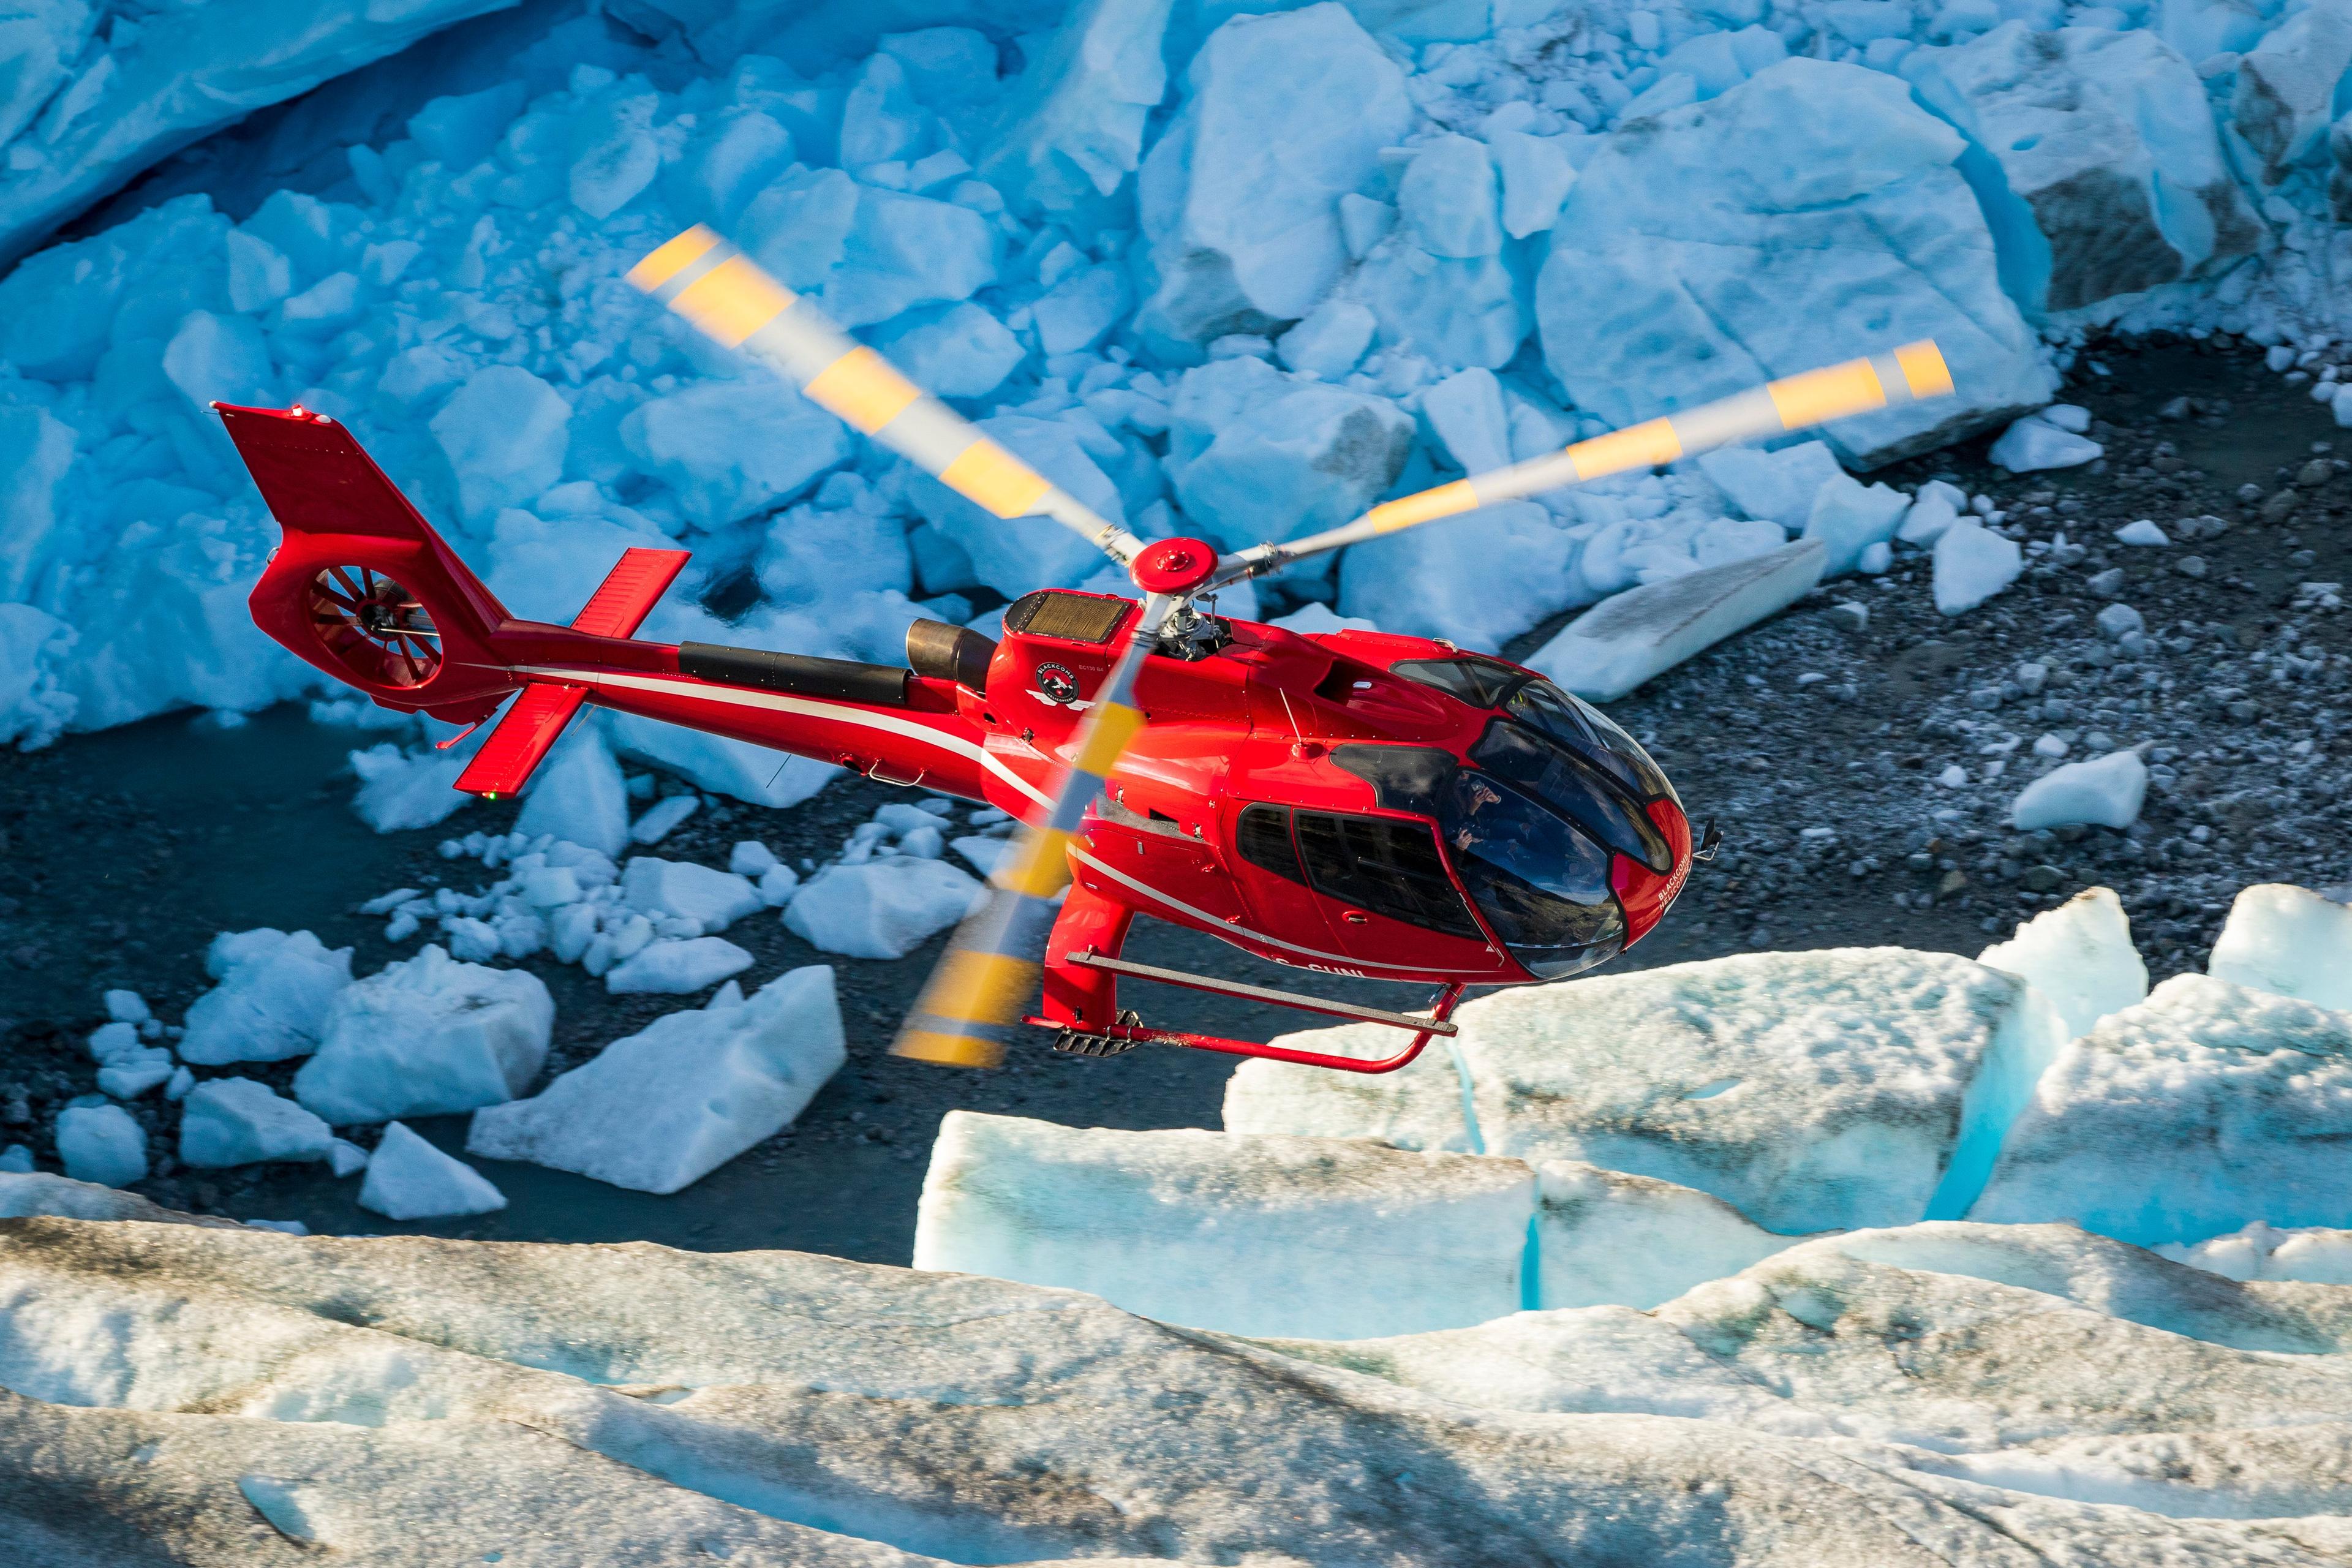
1031, 661, 1091, 710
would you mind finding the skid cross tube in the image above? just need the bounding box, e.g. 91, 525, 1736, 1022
1028, 952, 1468, 1076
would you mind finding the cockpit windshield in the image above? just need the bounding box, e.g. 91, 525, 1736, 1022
1392, 656, 1673, 803
1330, 745, 1627, 979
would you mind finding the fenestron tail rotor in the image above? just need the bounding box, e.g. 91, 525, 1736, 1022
891, 594, 1172, 1067
627, 225, 1149, 568
1211, 341, 1956, 586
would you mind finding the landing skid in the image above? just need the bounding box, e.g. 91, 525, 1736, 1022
1028, 951, 1466, 1076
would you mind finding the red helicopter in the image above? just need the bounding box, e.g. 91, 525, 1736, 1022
219, 224, 1954, 1075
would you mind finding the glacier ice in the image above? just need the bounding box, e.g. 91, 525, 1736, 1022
914, 1111, 1533, 1338
603, 935, 753, 995
179, 1077, 334, 1169
1969, 974, 2352, 1245
1802, 474, 1909, 576
469, 967, 843, 1194
358, 1121, 506, 1221
1230, 948, 2065, 1234
1692, 440, 1841, 532
621, 855, 762, 932
2207, 883, 2352, 1012
1977, 886, 2149, 1038
1534, 1159, 1800, 1311
293, 944, 553, 1126
176, 929, 353, 1066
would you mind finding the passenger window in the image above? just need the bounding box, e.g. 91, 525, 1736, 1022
1235, 803, 1305, 884
1293, 812, 1482, 938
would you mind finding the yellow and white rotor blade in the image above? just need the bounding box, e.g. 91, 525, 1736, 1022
629, 225, 1147, 568
893, 595, 1171, 1068
1219, 341, 1956, 580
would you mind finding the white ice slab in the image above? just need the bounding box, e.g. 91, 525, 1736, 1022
914, 1112, 1534, 1339
294, 944, 554, 1125
2207, 884, 2352, 1012
2011, 749, 2147, 831
470, 968, 844, 1194
176, 929, 353, 1066
1525, 538, 1825, 703
358, 1122, 507, 1221
621, 856, 763, 932
1969, 974, 2352, 1245
1978, 886, 2149, 1039
603, 937, 753, 995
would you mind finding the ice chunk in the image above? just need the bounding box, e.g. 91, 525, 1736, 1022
730, 841, 780, 878
178, 929, 354, 1066
618, 381, 851, 530
1539, 59, 2054, 469
1136, 5, 1411, 342
1526, 539, 1825, 703
978, 0, 1168, 214
604, 937, 754, 995
97, 1059, 173, 1100
295, 945, 554, 1126
1491, 130, 1581, 239
429, 366, 571, 525
2207, 884, 2352, 1012
1338, 502, 1578, 649
1419, 368, 1513, 475
358, 1123, 507, 1221
1978, 887, 2149, 1038
2011, 748, 2147, 831
348, 743, 472, 832
1273, 298, 1376, 380
1268, 603, 1378, 636
0, 1146, 28, 1174
0, 603, 75, 748
1803, 475, 1909, 576
1990, 415, 2102, 472
1536, 1161, 1801, 1310
784, 858, 989, 960
1224, 1023, 1478, 1150
470, 968, 844, 1194
1969, 975, 2352, 1245
1896, 483, 1964, 546
1398, 135, 1503, 258
512, 723, 628, 858
872, 303, 1025, 399
914, 1112, 1533, 1338
2115, 519, 2169, 546
56, 1104, 146, 1188
1904, 24, 2260, 314
1238, 949, 2064, 1232
180, 1078, 334, 1169
329, 1139, 369, 1178
628, 794, 700, 845
622, 857, 761, 932
1163, 359, 1414, 549
1693, 441, 1842, 531
104, 990, 150, 1025
1932, 519, 2022, 614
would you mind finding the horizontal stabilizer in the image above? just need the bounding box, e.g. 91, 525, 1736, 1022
570, 547, 691, 638
454, 683, 587, 801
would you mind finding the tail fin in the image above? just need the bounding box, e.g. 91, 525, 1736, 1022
217, 404, 688, 790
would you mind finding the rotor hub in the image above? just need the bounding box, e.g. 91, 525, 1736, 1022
1130, 537, 1218, 597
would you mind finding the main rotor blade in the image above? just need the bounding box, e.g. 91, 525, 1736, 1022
1218, 341, 1955, 582
629, 225, 1147, 569
893, 594, 1173, 1068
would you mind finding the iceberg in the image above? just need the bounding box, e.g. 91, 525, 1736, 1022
469, 968, 844, 1194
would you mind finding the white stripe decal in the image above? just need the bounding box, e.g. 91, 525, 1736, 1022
514, 665, 1055, 809
1068, 846, 1496, 977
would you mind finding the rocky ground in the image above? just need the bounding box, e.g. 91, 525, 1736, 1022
0, 337, 2343, 1260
